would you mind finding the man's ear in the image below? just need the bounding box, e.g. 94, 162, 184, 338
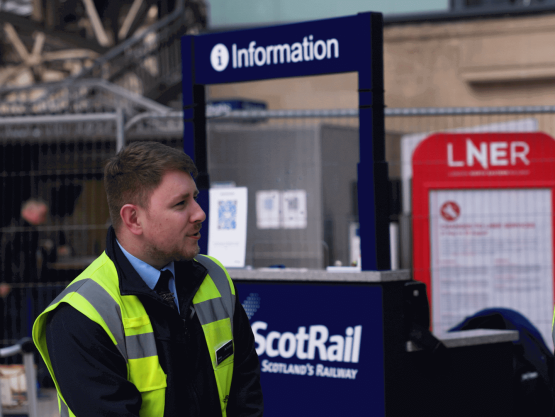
120, 204, 143, 236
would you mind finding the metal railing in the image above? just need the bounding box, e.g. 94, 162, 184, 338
0, 78, 170, 118
66, 0, 197, 103
0, 103, 553, 347
124, 104, 555, 135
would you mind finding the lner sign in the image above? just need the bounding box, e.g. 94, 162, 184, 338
412, 132, 555, 346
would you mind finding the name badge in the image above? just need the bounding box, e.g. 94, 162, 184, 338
216, 340, 234, 366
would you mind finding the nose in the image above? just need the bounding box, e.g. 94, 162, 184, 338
191, 200, 206, 223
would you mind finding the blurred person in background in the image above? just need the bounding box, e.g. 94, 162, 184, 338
33, 142, 263, 417
0, 198, 48, 343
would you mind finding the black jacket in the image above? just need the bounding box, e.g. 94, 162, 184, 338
45, 227, 263, 417
0, 218, 40, 283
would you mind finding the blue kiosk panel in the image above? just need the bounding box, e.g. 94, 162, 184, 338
236, 282, 385, 416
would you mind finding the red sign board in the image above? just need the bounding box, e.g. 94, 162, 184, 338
412, 132, 555, 339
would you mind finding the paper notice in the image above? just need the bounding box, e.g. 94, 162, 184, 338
430, 189, 553, 348
208, 187, 248, 268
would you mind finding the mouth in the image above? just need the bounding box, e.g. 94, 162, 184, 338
187, 232, 201, 240
188, 225, 202, 239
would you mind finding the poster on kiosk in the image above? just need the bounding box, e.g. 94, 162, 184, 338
412, 132, 555, 348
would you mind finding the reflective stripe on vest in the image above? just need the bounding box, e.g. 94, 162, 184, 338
194, 255, 236, 416
58, 395, 69, 417
33, 252, 235, 417
194, 255, 236, 334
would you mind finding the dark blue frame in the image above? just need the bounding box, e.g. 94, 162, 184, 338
182, 12, 390, 270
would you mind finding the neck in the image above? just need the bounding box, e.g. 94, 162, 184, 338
117, 231, 169, 270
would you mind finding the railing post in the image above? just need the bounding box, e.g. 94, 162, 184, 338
0, 368, 3, 417
116, 108, 125, 152
23, 351, 38, 417
0, 338, 38, 417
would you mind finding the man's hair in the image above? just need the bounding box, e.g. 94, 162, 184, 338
21, 198, 47, 211
104, 141, 198, 231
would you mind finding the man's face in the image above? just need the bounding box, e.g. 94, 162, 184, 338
140, 170, 206, 268
22, 203, 48, 226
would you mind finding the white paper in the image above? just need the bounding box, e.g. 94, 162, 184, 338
256, 189, 308, 229
349, 222, 360, 267
256, 190, 281, 229
208, 187, 248, 268
430, 189, 553, 349
282, 190, 307, 229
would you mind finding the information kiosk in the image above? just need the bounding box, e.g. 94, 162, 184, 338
182, 16, 520, 417
232, 269, 517, 417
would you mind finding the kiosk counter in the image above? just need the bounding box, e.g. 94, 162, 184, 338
231, 269, 518, 417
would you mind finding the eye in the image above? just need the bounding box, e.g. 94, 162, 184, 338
175, 200, 185, 206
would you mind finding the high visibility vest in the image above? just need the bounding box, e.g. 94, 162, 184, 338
33, 252, 236, 417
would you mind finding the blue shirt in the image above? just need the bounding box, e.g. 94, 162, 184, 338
116, 240, 179, 312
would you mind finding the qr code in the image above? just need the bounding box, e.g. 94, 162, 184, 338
218, 200, 237, 230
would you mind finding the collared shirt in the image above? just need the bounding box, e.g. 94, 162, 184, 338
116, 240, 179, 312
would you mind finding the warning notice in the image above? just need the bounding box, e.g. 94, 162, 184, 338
430, 189, 554, 347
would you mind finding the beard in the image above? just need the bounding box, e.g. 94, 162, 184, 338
144, 241, 200, 266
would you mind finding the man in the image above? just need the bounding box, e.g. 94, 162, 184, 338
1, 198, 48, 290
1, 198, 48, 341
33, 142, 264, 417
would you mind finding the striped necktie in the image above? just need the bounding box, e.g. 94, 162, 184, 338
155, 270, 177, 312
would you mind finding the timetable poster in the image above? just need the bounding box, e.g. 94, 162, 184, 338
429, 189, 554, 348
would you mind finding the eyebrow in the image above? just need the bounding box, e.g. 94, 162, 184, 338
173, 190, 199, 202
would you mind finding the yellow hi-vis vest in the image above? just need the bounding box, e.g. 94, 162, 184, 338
33, 253, 236, 417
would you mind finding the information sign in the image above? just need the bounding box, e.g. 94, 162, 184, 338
193, 14, 372, 84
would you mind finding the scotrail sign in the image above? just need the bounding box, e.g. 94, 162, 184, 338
237, 282, 385, 416
182, 12, 390, 271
